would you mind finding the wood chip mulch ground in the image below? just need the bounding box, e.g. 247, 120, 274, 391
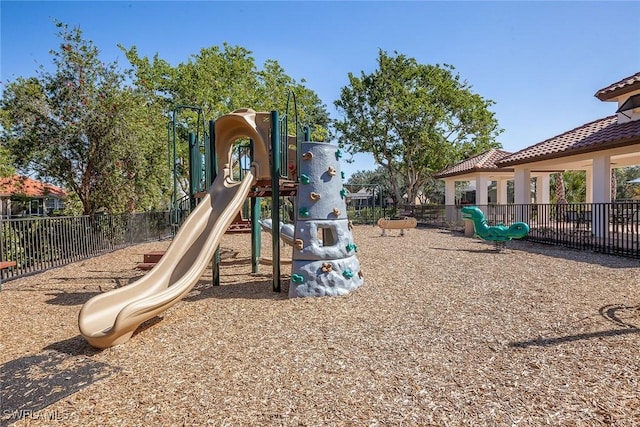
1, 225, 640, 426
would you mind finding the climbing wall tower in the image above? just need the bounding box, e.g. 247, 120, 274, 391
289, 142, 364, 297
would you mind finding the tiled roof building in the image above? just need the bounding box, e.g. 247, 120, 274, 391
0, 175, 66, 217
434, 149, 513, 178
595, 72, 640, 101
0, 175, 66, 199
498, 71, 640, 167
498, 115, 640, 166
434, 71, 640, 225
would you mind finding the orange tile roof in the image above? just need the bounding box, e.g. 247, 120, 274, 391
595, 72, 640, 101
0, 175, 66, 198
434, 149, 514, 178
498, 115, 640, 167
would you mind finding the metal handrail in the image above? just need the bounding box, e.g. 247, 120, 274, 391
281, 90, 305, 179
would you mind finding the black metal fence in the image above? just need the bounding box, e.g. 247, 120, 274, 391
0, 211, 172, 282
399, 202, 640, 259
2, 201, 639, 285
346, 206, 383, 225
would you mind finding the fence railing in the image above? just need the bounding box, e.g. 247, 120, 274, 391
400, 202, 640, 259
0, 211, 173, 282
3, 202, 640, 284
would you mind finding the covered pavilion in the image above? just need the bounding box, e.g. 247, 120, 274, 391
435, 71, 640, 236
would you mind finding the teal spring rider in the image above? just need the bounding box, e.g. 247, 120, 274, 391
461, 206, 530, 251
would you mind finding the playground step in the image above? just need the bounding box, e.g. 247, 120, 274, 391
136, 262, 156, 271
143, 251, 165, 263
226, 222, 251, 233
0, 260, 16, 291
249, 178, 298, 197
0, 261, 16, 269
136, 251, 165, 270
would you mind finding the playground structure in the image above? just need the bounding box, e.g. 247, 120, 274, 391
461, 206, 530, 250
377, 217, 418, 236
289, 142, 364, 297
257, 218, 295, 265
258, 219, 295, 247
78, 107, 363, 348
0, 260, 16, 291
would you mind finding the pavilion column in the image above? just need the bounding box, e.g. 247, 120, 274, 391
475, 174, 489, 206
493, 178, 510, 225
514, 167, 531, 222
592, 154, 611, 237
496, 179, 508, 205
585, 167, 593, 203
592, 155, 611, 203
444, 179, 456, 222
536, 173, 551, 224
475, 174, 489, 231
536, 174, 550, 204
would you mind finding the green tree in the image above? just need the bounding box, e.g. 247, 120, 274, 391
347, 168, 395, 201
552, 172, 567, 204
334, 50, 502, 204
0, 23, 168, 215
565, 171, 586, 203
419, 177, 445, 204
0, 145, 15, 178
551, 171, 586, 203
121, 43, 329, 198
614, 166, 640, 200
122, 43, 329, 141
256, 61, 329, 142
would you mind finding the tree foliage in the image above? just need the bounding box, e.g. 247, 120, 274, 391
334, 50, 503, 204
550, 171, 586, 203
0, 145, 15, 178
346, 168, 393, 198
614, 166, 640, 200
0, 23, 168, 214
120, 43, 330, 196
121, 44, 329, 139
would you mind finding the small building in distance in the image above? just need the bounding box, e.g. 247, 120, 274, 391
0, 175, 66, 218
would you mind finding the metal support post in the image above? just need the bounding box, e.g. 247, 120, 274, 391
250, 139, 261, 273
209, 120, 220, 286
271, 111, 281, 292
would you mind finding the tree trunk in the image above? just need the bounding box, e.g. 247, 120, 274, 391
555, 172, 567, 204
611, 169, 617, 201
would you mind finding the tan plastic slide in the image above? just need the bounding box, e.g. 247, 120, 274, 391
78, 169, 254, 348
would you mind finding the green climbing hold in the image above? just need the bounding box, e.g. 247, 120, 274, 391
342, 269, 354, 279
299, 207, 310, 217
300, 174, 311, 185
340, 188, 348, 199
335, 149, 343, 160
346, 243, 357, 253
341, 171, 345, 179
291, 273, 305, 283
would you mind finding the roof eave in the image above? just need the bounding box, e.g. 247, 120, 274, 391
434, 167, 515, 179
595, 81, 640, 101
498, 135, 640, 167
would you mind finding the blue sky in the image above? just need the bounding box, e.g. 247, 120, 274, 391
2, 1, 640, 179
